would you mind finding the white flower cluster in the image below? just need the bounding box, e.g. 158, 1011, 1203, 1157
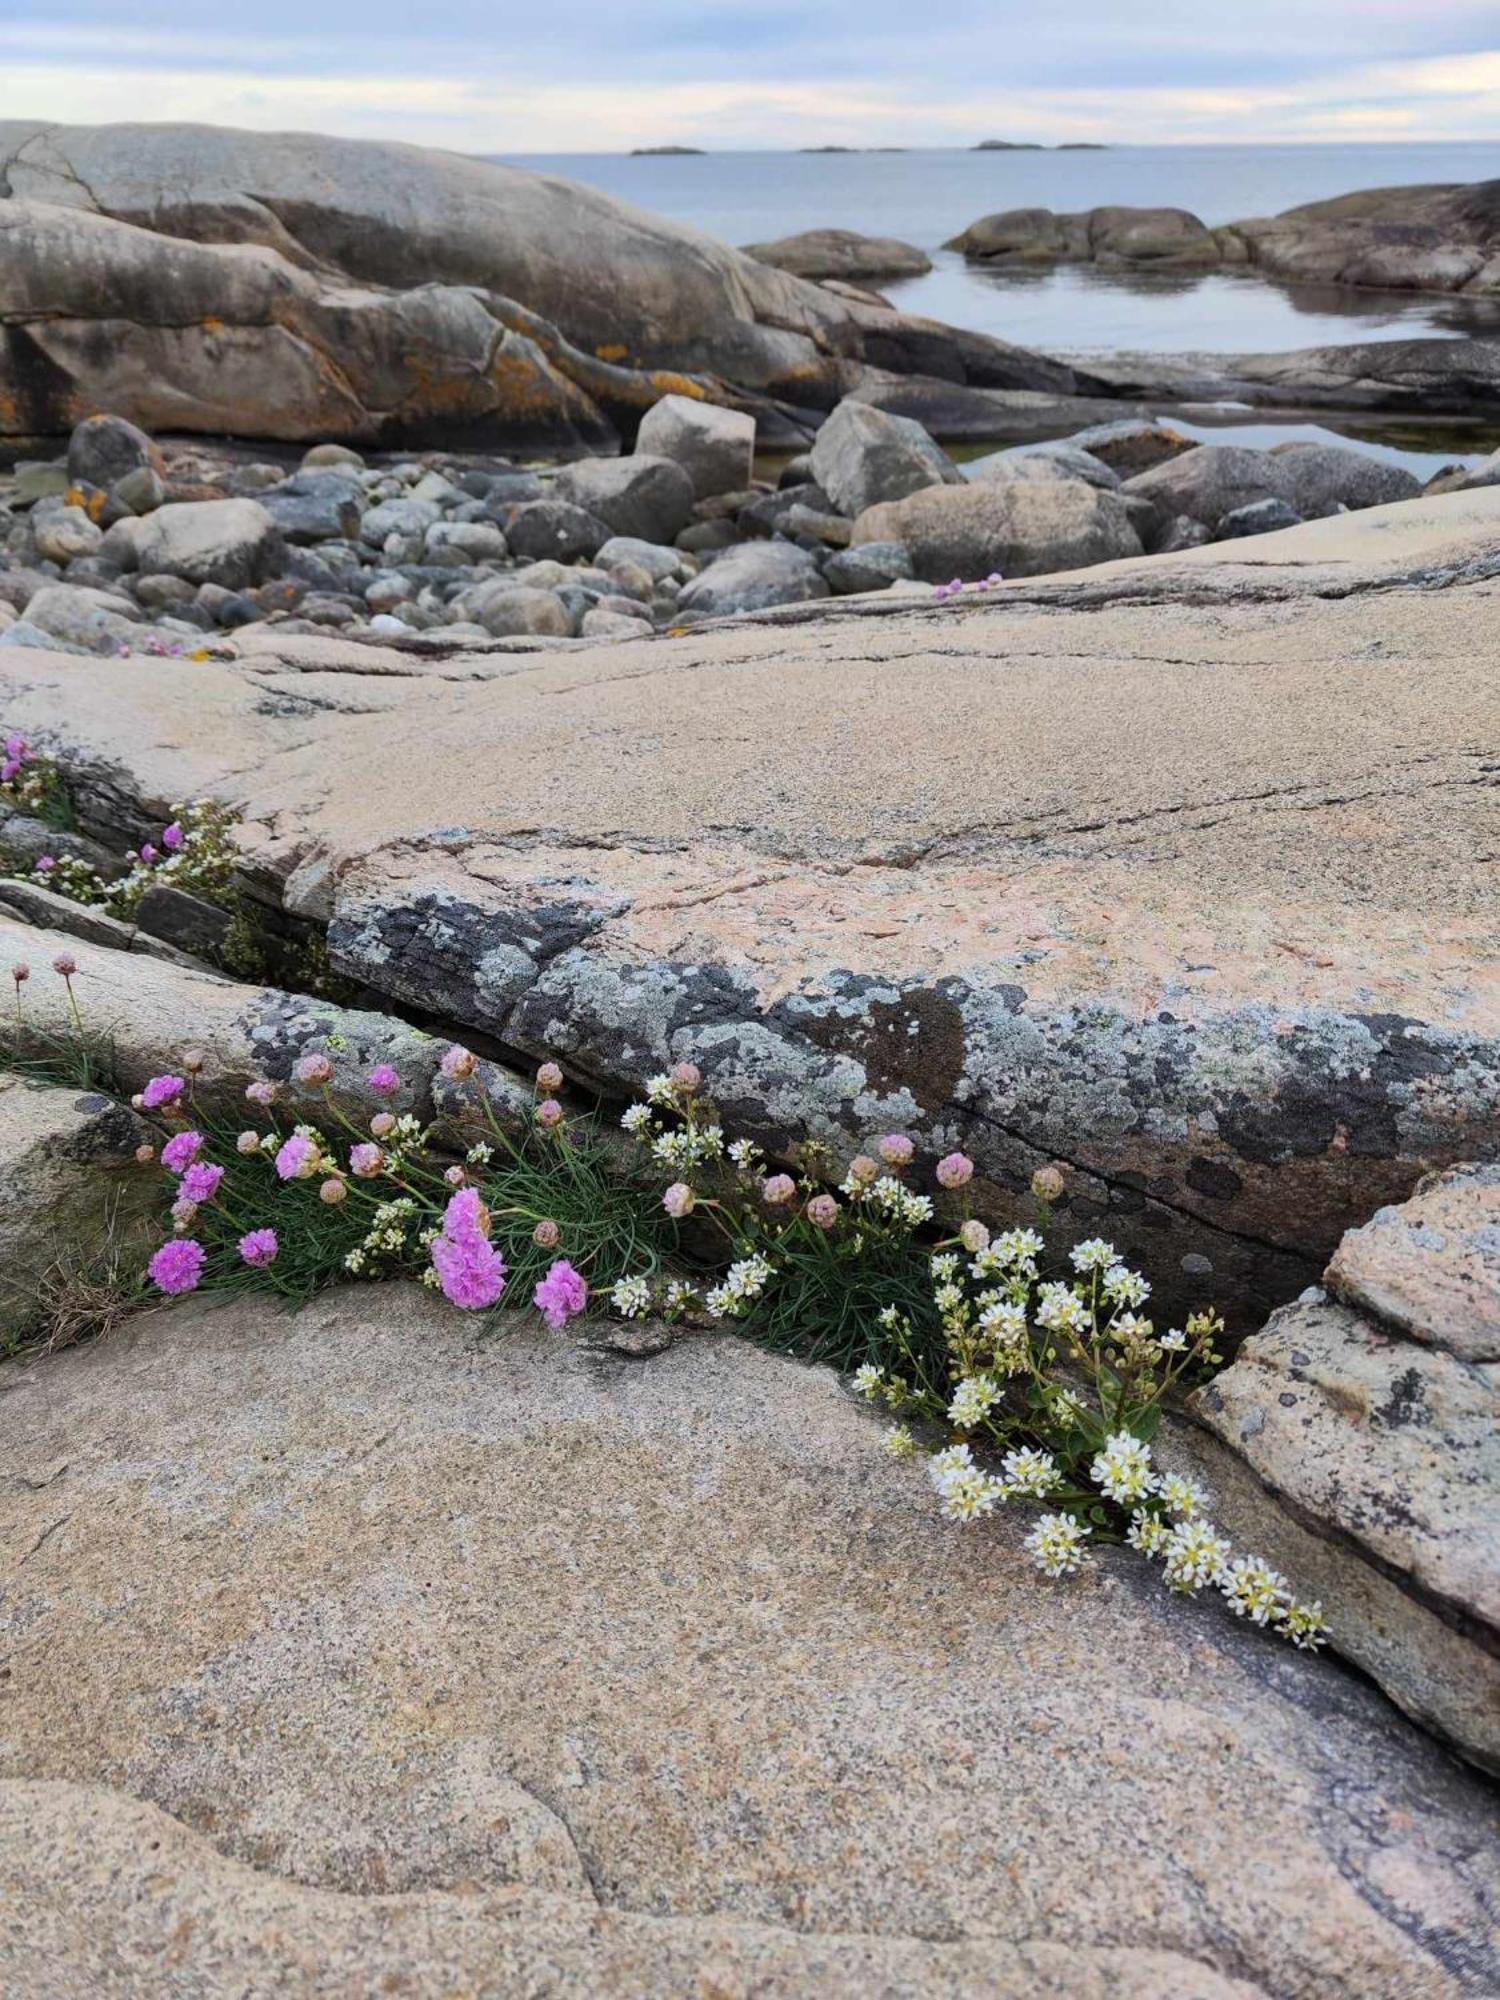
846, 1174, 933, 1229
651, 1124, 725, 1170
611, 1275, 653, 1318
704, 1253, 774, 1320
344, 1196, 419, 1273
928, 1443, 1004, 1522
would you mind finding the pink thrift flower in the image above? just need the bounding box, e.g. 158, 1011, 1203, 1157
274, 1133, 318, 1180
293, 1052, 334, 1086
367, 1063, 401, 1095
11, 963, 28, 984
160, 1129, 205, 1175
669, 1061, 702, 1092
179, 1161, 224, 1205
959, 1218, 991, 1253
34, 856, 54, 874
444, 1165, 466, 1187
161, 822, 184, 851
762, 1173, 796, 1205
51, 952, 77, 977
936, 1151, 974, 1189
5, 734, 26, 760
430, 1227, 506, 1310
662, 1181, 695, 1218
139, 843, 158, 865
245, 1079, 278, 1107
532, 1218, 560, 1248
238, 1228, 278, 1268
806, 1194, 839, 1229
170, 1197, 198, 1229
878, 1134, 914, 1167
535, 1098, 564, 1129
149, 1237, 205, 1295
534, 1258, 588, 1331
440, 1044, 477, 1080
535, 1061, 563, 1093
349, 1142, 384, 1178
369, 1111, 396, 1138
0, 761, 19, 785
141, 1074, 187, 1111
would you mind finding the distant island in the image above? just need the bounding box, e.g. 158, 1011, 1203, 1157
974, 139, 1111, 150
629, 145, 705, 156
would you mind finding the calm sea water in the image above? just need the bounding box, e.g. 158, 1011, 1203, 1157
502, 143, 1500, 357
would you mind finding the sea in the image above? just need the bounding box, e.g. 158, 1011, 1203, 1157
500, 143, 1500, 471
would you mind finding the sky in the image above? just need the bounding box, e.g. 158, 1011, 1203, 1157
4, 2, 1500, 153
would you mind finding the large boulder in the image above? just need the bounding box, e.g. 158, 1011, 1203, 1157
947, 205, 1221, 268
634, 394, 755, 499
854, 477, 1143, 580
463, 581, 574, 639
742, 227, 933, 281
810, 400, 963, 517
673, 541, 830, 621
554, 456, 696, 544
1268, 441, 1421, 518
1226, 180, 1500, 294
1122, 445, 1294, 529
64, 411, 158, 490
1, 1286, 1495, 1996
0, 122, 1091, 450
1186, 1163, 1500, 1773
20, 582, 141, 653
131, 499, 282, 591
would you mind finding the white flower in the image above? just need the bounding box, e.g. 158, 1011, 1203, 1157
611, 1275, 653, 1318
644, 1073, 676, 1105
1035, 1282, 1091, 1336
1221, 1554, 1291, 1627
1283, 1600, 1331, 1651
1090, 1430, 1156, 1506
929, 1253, 960, 1280
662, 1279, 699, 1317
882, 1424, 917, 1459
1025, 1512, 1092, 1577
933, 1281, 965, 1314
927, 1443, 975, 1494
465, 1141, 493, 1165
947, 1374, 999, 1427
1157, 1327, 1188, 1352
1157, 1473, 1209, 1520
996, 1226, 1044, 1267
853, 1364, 885, 1401
1126, 1508, 1171, 1557
1000, 1446, 1059, 1498
1103, 1265, 1150, 1308
1162, 1519, 1232, 1593
978, 1299, 1027, 1342
937, 1466, 1004, 1523
620, 1103, 653, 1136
728, 1137, 761, 1170
1070, 1237, 1117, 1272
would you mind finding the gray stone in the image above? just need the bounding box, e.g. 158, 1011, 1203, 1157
1269, 441, 1421, 518
854, 478, 1143, 581
302, 442, 366, 469
132, 499, 282, 591
133, 884, 234, 957
981, 442, 1122, 490
425, 519, 507, 565
32, 506, 103, 566
743, 227, 933, 281
109, 464, 164, 516
1325, 1161, 1500, 1363
810, 401, 963, 517
634, 395, 756, 500
555, 456, 696, 544
65, 412, 156, 491
360, 497, 442, 545
1123, 446, 1295, 528
504, 500, 611, 564
824, 540, 917, 593
674, 541, 830, 620
464, 582, 574, 639
259, 472, 364, 545
21, 583, 141, 653
1217, 497, 1305, 538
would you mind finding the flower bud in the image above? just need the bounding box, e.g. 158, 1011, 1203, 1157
444, 1165, 466, 1187
11, 962, 29, 984
536, 1061, 564, 1094
959, 1218, 990, 1253
670, 1061, 702, 1093
936, 1151, 974, 1189
319, 1177, 347, 1205
762, 1173, 796, 1206
181, 1048, 205, 1075
236, 1130, 261, 1155
51, 952, 77, 978
662, 1181, 695, 1218
369, 1111, 397, 1139
806, 1193, 839, 1230
1031, 1164, 1067, 1203
535, 1098, 564, 1129
532, 1218, 561, 1249
847, 1154, 879, 1187
294, 1052, 335, 1086
441, 1044, 477, 1080
134, 1142, 156, 1165
877, 1134, 913, 1167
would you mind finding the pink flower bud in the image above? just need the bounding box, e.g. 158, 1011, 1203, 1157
319, 1178, 347, 1205
294, 1052, 334, 1086
670, 1061, 702, 1093
532, 1218, 561, 1249
847, 1155, 879, 1187
445, 1165, 467, 1187
369, 1111, 397, 1138
1031, 1164, 1067, 1203
11, 962, 28, 984
762, 1173, 796, 1205
662, 1181, 695, 1218
806, 1194, 838, 1230
440, 1045, 477, 1080
536, 1061, 564, 1093
877, 1134, 913, 1167
535, 1098, 564, 1129
936, 1151, 974, 1189
51, 952, 76, 977
959, 1218, 990, 1253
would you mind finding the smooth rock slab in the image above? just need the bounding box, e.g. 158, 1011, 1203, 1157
1327, 1162, 1500, 1363
1, 1288, 1496, 1997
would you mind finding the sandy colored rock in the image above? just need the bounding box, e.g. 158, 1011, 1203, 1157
1327, 1162, 1500, 1362
854, 474, 1143, 578
1, 1288, 1496, 1997
0, 493, 1496, 1330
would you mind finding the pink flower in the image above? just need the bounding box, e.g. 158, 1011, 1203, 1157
440, 1044, 477, 1080
846, 1155, 879, 1188
444, 1165, 466, 1186
238, 1228, 278, 1268
662, 1181, 695, 1218
762, 1173, 796, 1205
670, 1061, 702, 1092
367, 1063, 401, 1095
5, 734, 27, 761
51, 952, 76, 977
161, 822, 184, 851
0, 761, 20, 785
443, 1186, 489, 1236
430, 1194, 506, 1310
34, 856, 54, 874
149, 1237, 205, 1295
534, 1258, 588, 1331
11, 963, 28, 985
293, 1052, 334, 1086
141, 1074, 187, 1111
936, 1151, 974, 1189
160, 1130, 205, 1174
959, 1219, 991, 1253
139, 843, 158, 865
170, 1197, 198, 1229
535, 1098, 564, 1129
369, 1111, 396, 1138
274, 1133, 318, 1180
348, 1142, 384, 1178
245, 1079, 278, 1107
535, 1061, 563, 1093
878, 1134, 913, 1167
532, 1218, 561, 1248
806, 1194, 838, 1229
319, 1179, 347, 1205
179, 1161, 224, 1205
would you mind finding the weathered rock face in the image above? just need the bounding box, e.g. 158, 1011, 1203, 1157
948, 181, 1500, 297
633, 393, 756, 499
854, 475, 1143, 579
674, 539, 830, 619
0, 492, 1495, 1334
2, 1287, 1496, 1997
743, 227, 934, 281
810, 398, 964, 516
0, 121, 1089, 449
1186, 1162, 1500, 1773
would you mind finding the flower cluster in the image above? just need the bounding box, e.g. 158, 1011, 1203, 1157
0, 733, 69, 824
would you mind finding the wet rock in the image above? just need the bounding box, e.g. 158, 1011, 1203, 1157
810, 400, 963, 517
674, 541, 830, 620
555, 456, 696, 545
634, 395, 756, 500
854, 477, 1142, 580
132, 499, 283, 591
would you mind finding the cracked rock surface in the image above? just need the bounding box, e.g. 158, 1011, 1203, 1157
2, 1288, 1497, 1997
0, 491, 1497, 1329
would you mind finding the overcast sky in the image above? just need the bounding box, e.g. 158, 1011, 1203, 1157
5, 2, 1500, 152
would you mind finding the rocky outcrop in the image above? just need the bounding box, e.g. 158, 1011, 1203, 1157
1, 490, 1496, 1332
0, 121, 1089, 450
2, 1287, 1496, 1996
854, 474, 1143, 579
1184, 1164, 1500, 1773
1075, 338, 1500, 419
743, 227, 933, 281
949, 181, 1500, 297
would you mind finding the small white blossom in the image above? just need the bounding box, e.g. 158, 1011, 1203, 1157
853, 1364, 885, 1401
929, 1253, 960, 1280
1126, 1508, 1171, 1557
1090, 1430, 1156, 1506
728, 1137, 761, 1171
1158, 1473, 1209, 1520
947, 1374, 999, 1427
1103, 1265, 1151, 1308
1035, 1282, 1091, 1336
611, 1275, 653, 1318
1070, 1237, 1118, 1272
1000, 1446, 1059, 1498
620, 1103, 653, 1137
1284, 1600, 1331, 1651
1162, 1519, 1232, 1593
1025, 1512, 1092, 1577
1157, 1327, 1188, 1352
882, 1424, 917, 1459
1221, 1554, 1292, 1627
